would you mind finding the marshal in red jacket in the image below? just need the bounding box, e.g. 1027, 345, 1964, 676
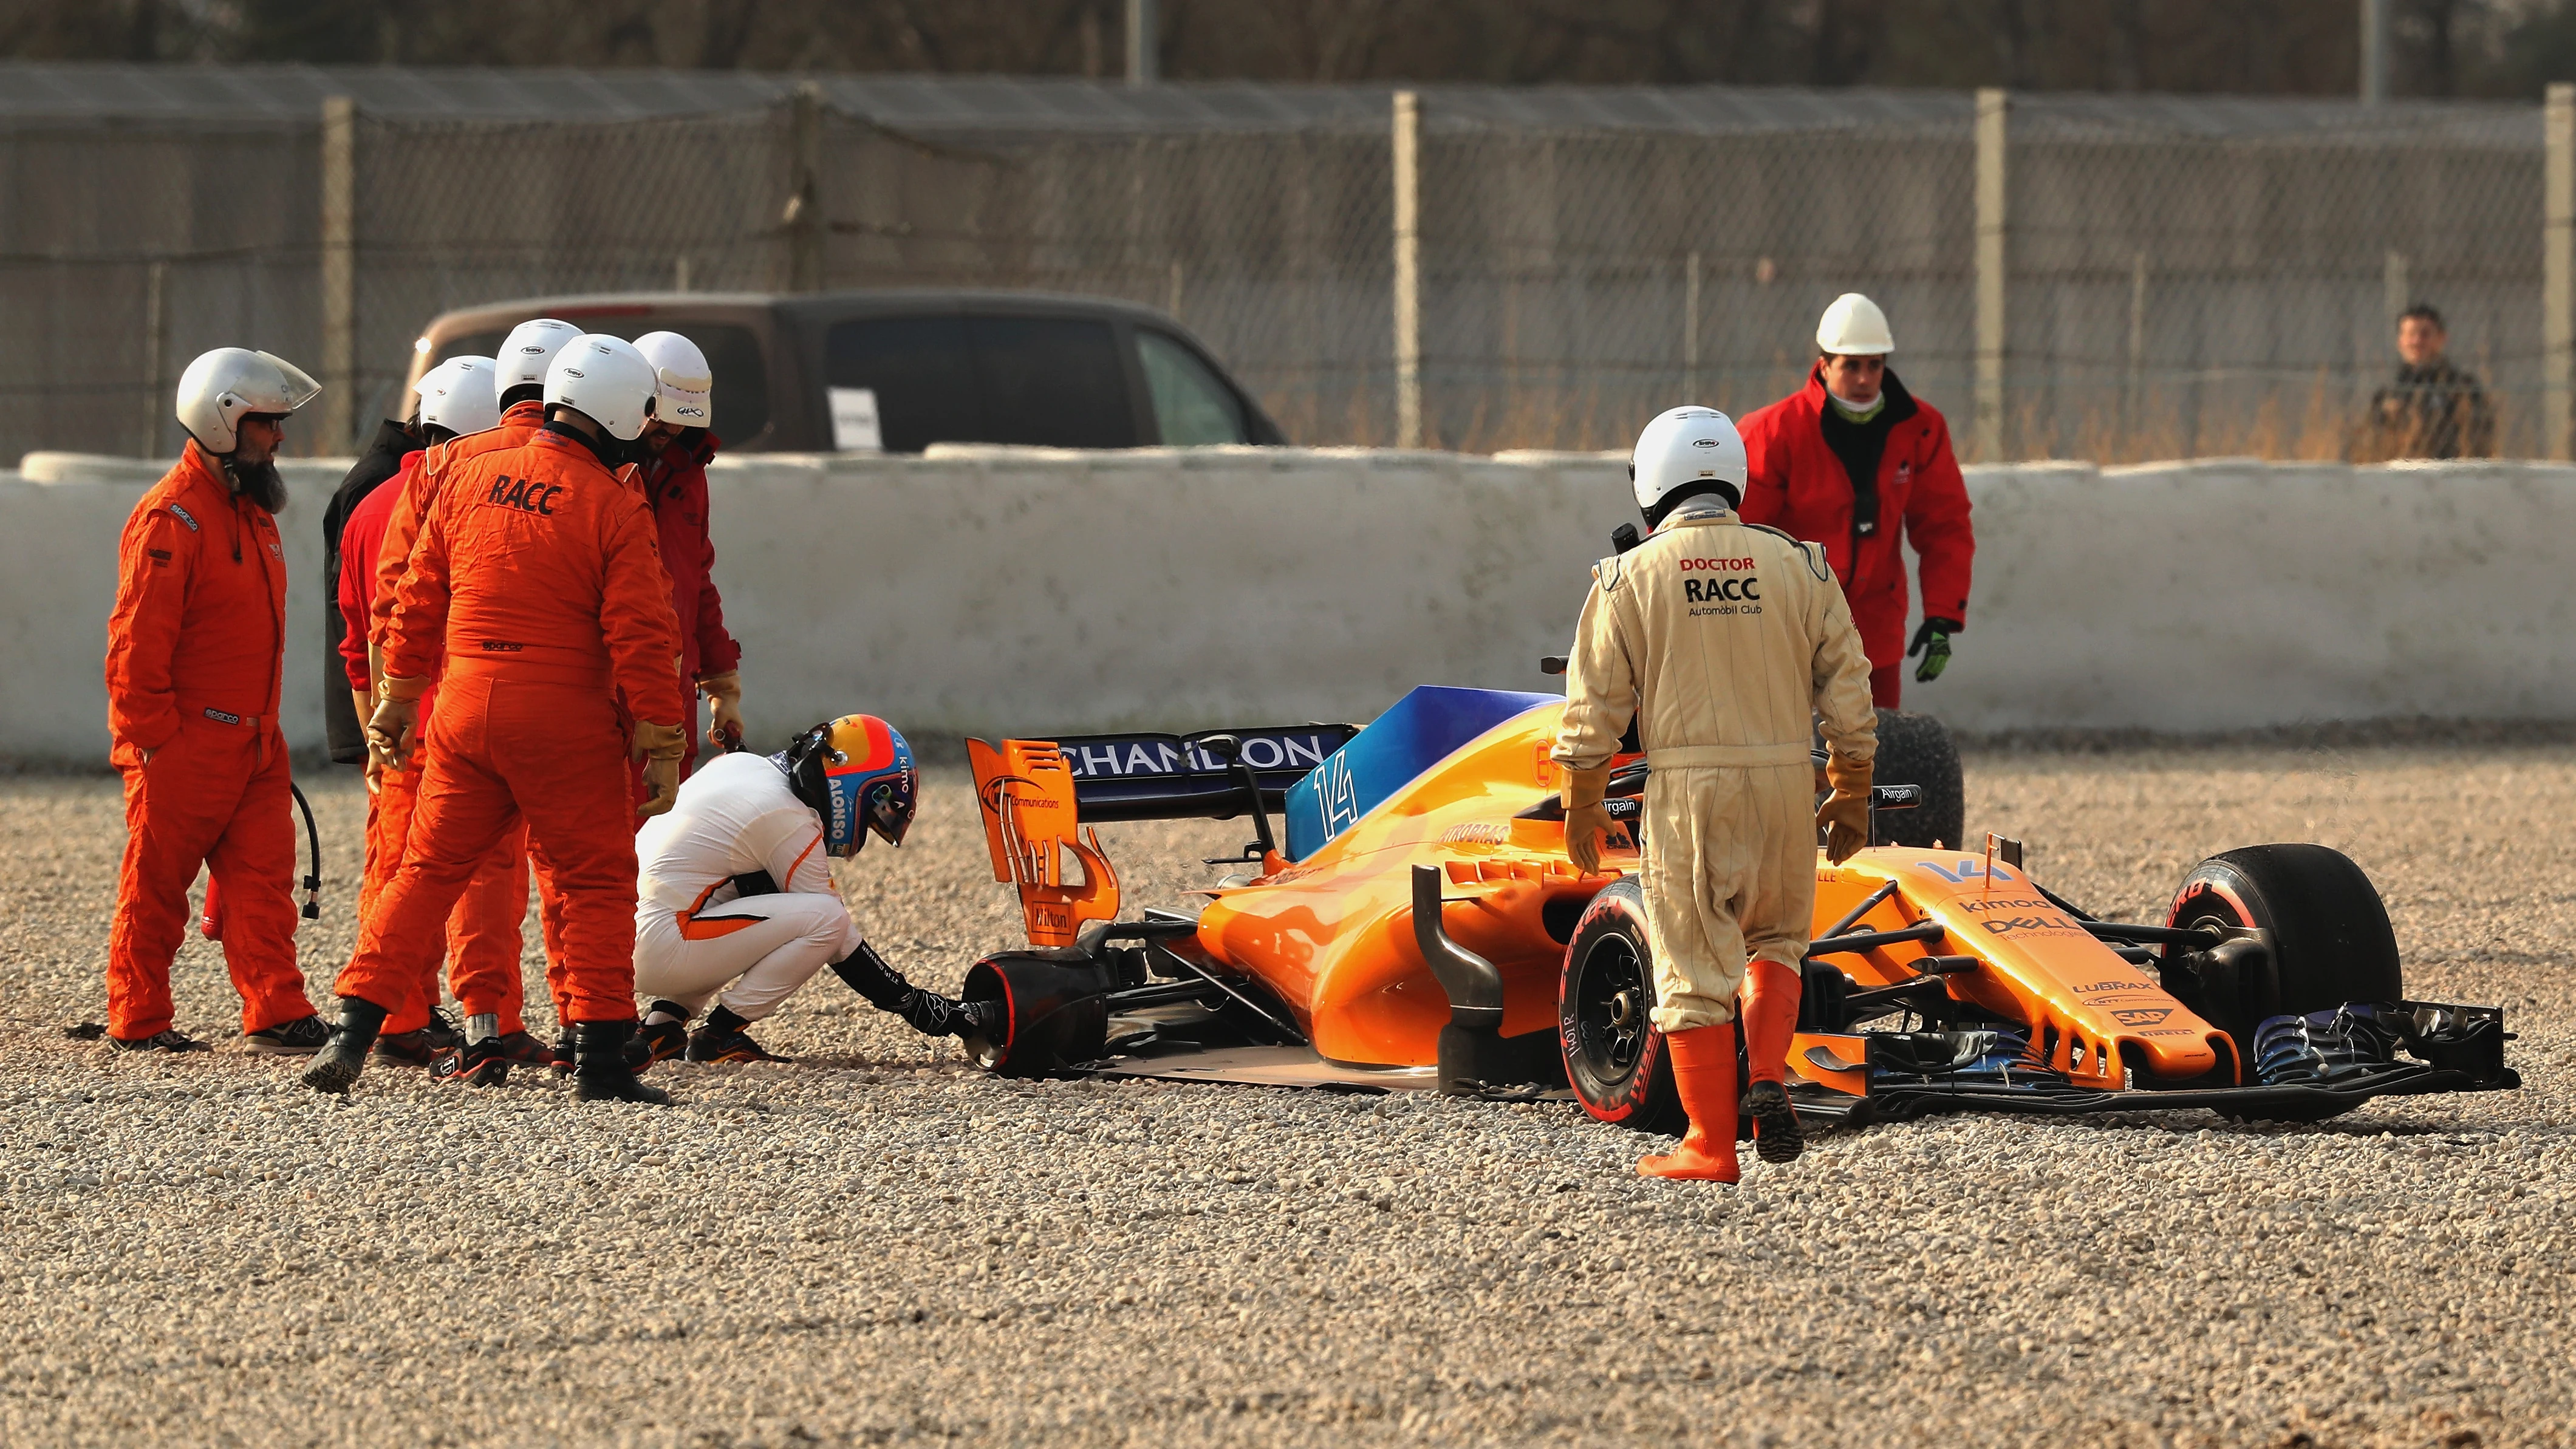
1737, 366, 1973, 704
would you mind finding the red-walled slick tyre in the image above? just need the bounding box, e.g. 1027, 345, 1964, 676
1558, 878, 1687, 1134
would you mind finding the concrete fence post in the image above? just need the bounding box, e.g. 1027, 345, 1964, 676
1683, 248, 1702, 403
319, 95, 356, 454
138, 259, 168, 459
2360, 0, 2390, 106
787, 83, 826, 294
1974, 88, 2009, 464
1392, 90, 1423, 450
1126, 0, 1158, 86
2547, 83, 2573, 462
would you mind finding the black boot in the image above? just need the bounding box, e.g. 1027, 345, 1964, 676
302, 997, 389, 1095
572, 1020, 671, 1106
829, 941, 979, 1038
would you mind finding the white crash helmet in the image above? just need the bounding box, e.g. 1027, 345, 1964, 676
544, 334, 658, 442
494, 318, 582, 400
1630, 406, 1749, 526
1816, 293, 1894, 356
175, 348, 321, 454
632, 331, 714, 432
414, 355, 499, 438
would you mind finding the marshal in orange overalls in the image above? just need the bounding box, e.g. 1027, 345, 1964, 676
337, 423, 682, 1024
103, 441, 318, 1042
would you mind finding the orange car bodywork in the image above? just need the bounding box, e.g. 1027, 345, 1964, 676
974, 700, 2239, 1095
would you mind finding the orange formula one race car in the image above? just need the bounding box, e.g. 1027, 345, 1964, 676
962, 687, 2517, 1129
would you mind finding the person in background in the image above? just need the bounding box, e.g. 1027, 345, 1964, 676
307, 335, 686, 1105
101, 349, 328, 1054
320, 398, 425, 768
2352, 304, 2494, 462
334, 356, 553, 1079
1737, 293, 1974, 710
627, 331, 746, 784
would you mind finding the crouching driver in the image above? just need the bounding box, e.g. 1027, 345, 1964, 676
1554, 406, 1878, 1183
628, 714, 999, 1065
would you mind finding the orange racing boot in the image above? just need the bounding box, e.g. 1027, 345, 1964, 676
1740, 958, 1805, 1164
1639, 1025, 1741, 1182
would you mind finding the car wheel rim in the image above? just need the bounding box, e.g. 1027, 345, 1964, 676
1573, 932, 1650, 1085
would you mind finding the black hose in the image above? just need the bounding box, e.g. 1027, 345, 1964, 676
290, 782, 322, 921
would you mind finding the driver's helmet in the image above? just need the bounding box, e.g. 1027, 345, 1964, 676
779, 714, 916, 856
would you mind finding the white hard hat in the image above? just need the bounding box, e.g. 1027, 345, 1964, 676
494, 318, 582, 397
175, 348, 321, 454
544, 334, 658, 443
632, 330, 713, 431
414, 355, 499, 437
1630, 406, 1749, 522
1816, 293, 1894, 356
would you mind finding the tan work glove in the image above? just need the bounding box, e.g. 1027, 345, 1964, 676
366, 673, 429, 774
699, 669, 745, 751
632, 719, 688, 819
353, 690, 384, 794
1562, 764, 1614, 875
1817, 753, 1874, 864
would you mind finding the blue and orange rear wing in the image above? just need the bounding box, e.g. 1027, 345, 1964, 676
1043, 726, 1356, 823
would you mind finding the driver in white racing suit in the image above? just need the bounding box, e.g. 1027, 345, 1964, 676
630, 714, 996, 1064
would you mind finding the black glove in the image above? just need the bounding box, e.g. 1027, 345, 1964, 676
1907, 617, 1961, 684
829, 941, 985, 1038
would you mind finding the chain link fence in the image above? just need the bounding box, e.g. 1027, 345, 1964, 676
0, 78, 2554, 465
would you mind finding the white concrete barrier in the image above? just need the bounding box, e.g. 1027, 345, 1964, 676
6, 447, 2571, 766
5, 454, 351, 766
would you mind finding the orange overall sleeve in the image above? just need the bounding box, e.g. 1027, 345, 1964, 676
103, 508, 199, 754
382, 500, 457, 684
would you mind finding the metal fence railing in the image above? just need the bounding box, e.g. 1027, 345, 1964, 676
0, 76, 2561, 465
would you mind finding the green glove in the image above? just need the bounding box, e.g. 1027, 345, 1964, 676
1908, 618, 1959, 684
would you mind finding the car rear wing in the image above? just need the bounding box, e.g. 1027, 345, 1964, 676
966, 724, 1354, 950
1040, 726, 1358, 823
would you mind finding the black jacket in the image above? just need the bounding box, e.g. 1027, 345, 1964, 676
319, 418, 420, 763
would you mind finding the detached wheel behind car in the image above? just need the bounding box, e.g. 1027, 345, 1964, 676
1865, 709, 1964, 850
1558, 879, 1687, 1134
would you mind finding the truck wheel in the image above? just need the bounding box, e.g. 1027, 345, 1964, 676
1558, 879, 1687, 1134
1865, 709, 1964, 850
2167, 845, 2403, 1119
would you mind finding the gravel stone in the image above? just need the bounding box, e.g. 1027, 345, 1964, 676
0, 743, 2564, 1446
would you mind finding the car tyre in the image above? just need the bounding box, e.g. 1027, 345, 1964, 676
2166, 844, 2403, 1122
1558, 879, 1687, 1134
1867, 708, 1965, 850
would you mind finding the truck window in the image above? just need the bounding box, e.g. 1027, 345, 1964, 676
968, 316, 1135, 448
825, 314, 1136, 452
824, 316, 980, 454
1137, 330, 1249, 445
437, 322, 771, 445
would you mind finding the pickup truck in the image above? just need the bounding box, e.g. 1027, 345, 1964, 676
408, 289, 1287, 451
